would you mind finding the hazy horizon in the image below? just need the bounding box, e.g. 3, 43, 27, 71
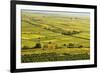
22, 10, 90, 18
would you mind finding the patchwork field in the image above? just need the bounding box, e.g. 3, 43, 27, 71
21, 10, 90, 63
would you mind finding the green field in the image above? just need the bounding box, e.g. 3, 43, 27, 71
21, 10, 90, 63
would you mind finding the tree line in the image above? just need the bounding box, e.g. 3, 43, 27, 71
22, 42, 89, 49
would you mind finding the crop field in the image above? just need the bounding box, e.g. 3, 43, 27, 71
21, 10, 90, 63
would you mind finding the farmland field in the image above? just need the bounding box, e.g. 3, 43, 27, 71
21, 10, 90, 63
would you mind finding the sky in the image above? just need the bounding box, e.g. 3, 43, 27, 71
22, 9, 90, 17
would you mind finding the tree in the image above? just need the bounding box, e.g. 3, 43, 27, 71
22, 46, 30, 49
34, 43, 41, 48
78, 45, 83, 48
63, 44, 66, 46
67, 43, 74, 48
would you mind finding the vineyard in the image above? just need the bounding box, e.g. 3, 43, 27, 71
21, 48, 90, 63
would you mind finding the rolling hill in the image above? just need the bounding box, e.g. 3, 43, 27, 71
21, 10, 90, 62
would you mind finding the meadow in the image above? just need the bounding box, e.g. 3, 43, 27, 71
21, 10, 90, 63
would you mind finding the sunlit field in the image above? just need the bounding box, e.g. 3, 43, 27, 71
21, 10, 90, 63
